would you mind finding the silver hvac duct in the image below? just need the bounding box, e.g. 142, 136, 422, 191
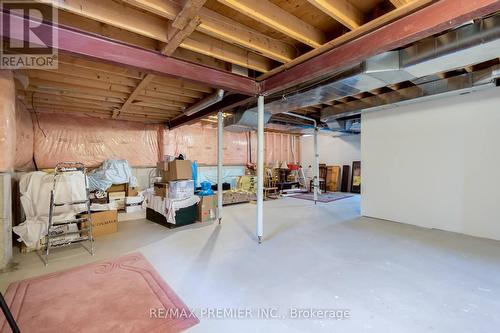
223, 108, 272, 132
323, 65, 500, 127
225, 14, 500, 131
184, 89, 224, 116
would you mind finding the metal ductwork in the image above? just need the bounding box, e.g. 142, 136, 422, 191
184, 89, 224, 116
223, 108, 272, 132
324, 65, 500, 125
326, 118, 361, 133
233, 15, 500, 124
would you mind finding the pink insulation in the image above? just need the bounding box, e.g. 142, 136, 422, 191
165, 123, 300, 165
15, 100, 35, 170
33, 113, 161, 168
0, 70, 16, 172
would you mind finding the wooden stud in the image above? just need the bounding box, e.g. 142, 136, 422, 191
307, 0, 365, 30
218, 0, 326, 48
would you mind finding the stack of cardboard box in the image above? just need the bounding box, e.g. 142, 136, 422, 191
155, 159, 194, 199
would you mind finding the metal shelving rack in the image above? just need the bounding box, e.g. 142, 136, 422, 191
43, 162, 94, 265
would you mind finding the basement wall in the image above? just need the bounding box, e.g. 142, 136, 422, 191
300, 133, 361, 168
166, 123, 300, 165
362, 87, 500, 241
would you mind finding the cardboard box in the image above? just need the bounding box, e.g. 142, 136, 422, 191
127, 186, 139, 197
154, 182, 168, 198
169, 180, 194, 200
108, 191, 125, 210
107, 183, 127, 193
158, 160, 192, 181
80, 210, 118, 237
198, 195, 216, 222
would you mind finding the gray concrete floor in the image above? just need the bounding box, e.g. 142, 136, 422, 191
2, 196, 500, 332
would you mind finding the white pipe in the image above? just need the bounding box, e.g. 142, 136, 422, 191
282, 112, 320, 203
256, 95, 264, 243
184, 89, 224, 116
313, 126, 319, 204
217, 111, 223, 223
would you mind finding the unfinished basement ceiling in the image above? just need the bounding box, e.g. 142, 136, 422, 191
8, 0, 500, 126
15, 55, 214, 123
9, 0, 435, 125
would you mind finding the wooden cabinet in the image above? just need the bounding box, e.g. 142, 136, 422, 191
326, 166, 341, 192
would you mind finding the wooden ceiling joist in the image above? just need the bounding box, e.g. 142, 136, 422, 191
28, 71, 133, 94
38, 0, 272, 72
307, 0, 365, 30
217, 0, 326, 48
27, 78, 130, 100
389, 0, 412, 8
116, 0, 206, 119
112, 75, 154, 118
40, 63, 141, 87
57, 54, 145, 80
23, 87, 124, 104
122, 0, 296, 63
260, 0, 500, 94
171, 0, 207, 29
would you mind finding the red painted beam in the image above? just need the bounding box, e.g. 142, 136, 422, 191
1, 11, 258, 96
260, 0, 500, 95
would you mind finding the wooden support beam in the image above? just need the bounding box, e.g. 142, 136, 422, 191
118, 0, 205, 119
36, 0, 272, 72
162, 17, 201, 56
113, 75, 154, 118
183, 32, 273, 72
257, 0, 435, 81
307, 0, 365, 30
389, 0, 412, 8
217, 0, 326, 48
4, 10, 259, 95
171, 0, 207, 30
260, 0, 500, 95
123, 0, 296, 62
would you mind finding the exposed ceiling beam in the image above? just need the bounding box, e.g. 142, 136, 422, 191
307, 0, 365, 30
260, 0, 500, 95
171, 0, 207, 30
389, 0, 412, 8
162, 16, 201, 56
4, 11, 259, 95
122, 0, 296, 63
36, 0, 272, 72
217, 0, 326, 48
117, 0, 205, 118
113, 75, 155, 118
257, 0, 435, 81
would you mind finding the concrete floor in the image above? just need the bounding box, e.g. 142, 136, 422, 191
2, 196, 500, 332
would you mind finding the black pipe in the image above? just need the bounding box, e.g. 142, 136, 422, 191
0, 292, 20, 333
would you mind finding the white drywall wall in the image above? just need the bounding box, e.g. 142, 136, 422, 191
300, 133, 360, 168
362, 87, 500, 241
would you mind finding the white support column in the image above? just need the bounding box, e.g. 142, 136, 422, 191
217, 111, 223, 223
313, 126, 320, 204
256, 95, 264, 243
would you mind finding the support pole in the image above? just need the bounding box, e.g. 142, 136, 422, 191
217, 111, 223, 224
256, 95, 264, 243
281, 112, 319, 204
313, 126, 320, 204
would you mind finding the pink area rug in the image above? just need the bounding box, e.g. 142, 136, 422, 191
290, 192, 353, 203
1, 252, 198, 333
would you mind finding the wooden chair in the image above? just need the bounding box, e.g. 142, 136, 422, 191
309, 164, 327, 193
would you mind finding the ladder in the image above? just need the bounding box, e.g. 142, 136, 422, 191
44, 162, 94, 265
